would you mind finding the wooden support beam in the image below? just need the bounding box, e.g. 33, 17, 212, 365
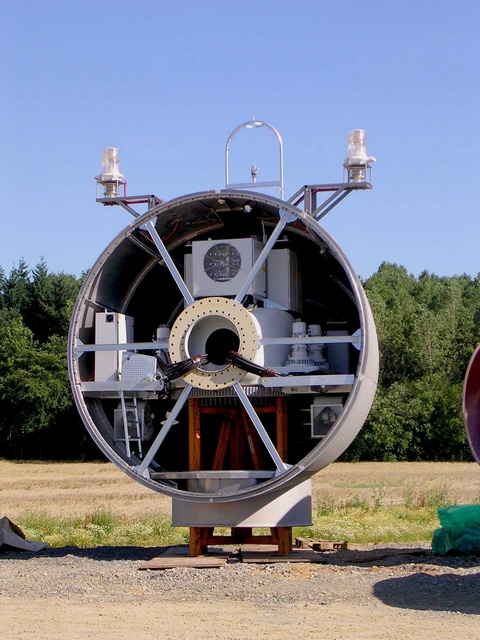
275, 397, 288, 460
212, 420, 231, 470
272, 526, 293, 555
188, 526, 293, 556
231, 527, 252, 539
187, 399, 291, 557
242, 414, 266, 470
189, 526, 214, 556
188, 399, 202, 471
230, 412, 246, 469
255, 398, 288, 460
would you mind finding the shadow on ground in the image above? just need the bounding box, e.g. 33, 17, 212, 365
1, 544, 480, 570
0, 545, 172, 561
319, 546, 480, 570
373, 572, 480, 614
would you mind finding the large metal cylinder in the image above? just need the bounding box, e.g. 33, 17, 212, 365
464, 345, 480, 462
68, 190, 378, 503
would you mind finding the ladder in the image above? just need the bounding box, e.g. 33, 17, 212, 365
119, 391, 143, 458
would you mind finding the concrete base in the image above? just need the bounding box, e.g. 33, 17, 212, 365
172, 480, 312, 527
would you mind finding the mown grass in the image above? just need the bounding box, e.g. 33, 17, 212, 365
14, 481, 468, 548
16, 509, 189, 548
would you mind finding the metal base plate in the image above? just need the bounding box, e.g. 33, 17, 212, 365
172, 480, 312, 527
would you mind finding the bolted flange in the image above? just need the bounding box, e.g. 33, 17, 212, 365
169, 297, 260, 390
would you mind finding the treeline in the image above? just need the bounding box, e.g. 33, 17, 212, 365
0, 260, 98, 459
344, 263, 478, 461
0, 259, 478, 461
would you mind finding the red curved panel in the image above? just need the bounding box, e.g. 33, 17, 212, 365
463, 345, 480, 463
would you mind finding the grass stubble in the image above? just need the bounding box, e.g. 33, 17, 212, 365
2, 460, 480, 548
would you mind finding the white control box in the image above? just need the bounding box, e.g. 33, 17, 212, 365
188, 238, 266, 298
94, 312, 134, 382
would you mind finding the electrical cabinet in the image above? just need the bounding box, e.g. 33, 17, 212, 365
94, 312, 134, 382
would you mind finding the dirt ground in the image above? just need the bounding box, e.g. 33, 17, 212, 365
2, 543, 480, 640
2, 461, 480, 639
2, 597, 479, 640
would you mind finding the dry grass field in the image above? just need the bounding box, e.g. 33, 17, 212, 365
0, 460, 172, 520
2, 460, 480, 520
311, 461, 480, 508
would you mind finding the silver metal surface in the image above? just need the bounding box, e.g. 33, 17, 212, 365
172, 480, 312, 527
68, 189, 378, 504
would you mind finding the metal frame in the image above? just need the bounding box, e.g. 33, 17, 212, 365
77, 201, 347, 475
225, 119, 284, 199
287, 182, 372, 221
68, 189, 379, 503
68, 121, 378, 505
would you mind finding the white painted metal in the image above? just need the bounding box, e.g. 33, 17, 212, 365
172, 480, 312, 527
68, 189, 379, 505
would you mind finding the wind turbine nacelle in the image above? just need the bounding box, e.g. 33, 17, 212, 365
68, 190, 379, 504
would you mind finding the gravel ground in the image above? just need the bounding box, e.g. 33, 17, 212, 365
0, 542, 479, 608
2, 543, 480, 639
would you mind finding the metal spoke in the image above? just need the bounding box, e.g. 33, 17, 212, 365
135, 384, 193, 477
234, 209, 295, 304
233, 382, 289, 474
145, 219, 194, 305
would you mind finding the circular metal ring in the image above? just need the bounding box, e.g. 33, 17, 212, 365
169, 297, 260, 389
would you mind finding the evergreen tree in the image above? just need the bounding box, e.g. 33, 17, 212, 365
0, 266, 5, 309
28, 259, 80, 342
4, 259, 31, 318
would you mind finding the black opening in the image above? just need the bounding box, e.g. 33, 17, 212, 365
205, 328, 240, 365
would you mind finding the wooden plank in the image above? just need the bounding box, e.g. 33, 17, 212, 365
205, 534, 274, 545
202, 527, 291, 553
253, 399, 288, 460
158, 544, 233, 557
312, 540, 348, 551
243, 414, 266, 470
295, 537, 348, 551
296, 537, 313, 549
231, 527, 252, 539
139, 556, 228, 570
230, 413, 246, 469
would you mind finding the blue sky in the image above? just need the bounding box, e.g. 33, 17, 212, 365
2, 0, 479, 280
